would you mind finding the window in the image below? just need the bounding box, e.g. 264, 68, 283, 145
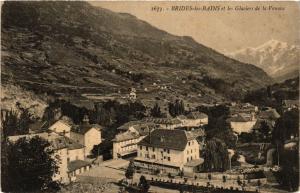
191, 156, 193, 161
164, 156, 167, 159
187, 150, 189, 154
152, 147, 155, 151
187, 157, 189, 162
167, 149, 170, 154
146, 147, 148, 151
164, 149, 166, 152
151, 155, 156, 159
168, 157, 171, 161
67, 158, 70, 163
140, 146, 142, 150
188, 142, 191, 146
191, 149, 193, 153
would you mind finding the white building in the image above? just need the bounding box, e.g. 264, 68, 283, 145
70, 116, 102, 157
134, 129, 204, 175
112, 131, 141, 159
113, 122, 157, 159
228, 113, 257, 134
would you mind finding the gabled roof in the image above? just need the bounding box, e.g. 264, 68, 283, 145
138, 129, 188, 151
71, 123, 102, 135
186, 112, 208, 119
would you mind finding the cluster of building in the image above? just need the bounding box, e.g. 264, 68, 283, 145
112, 111, 208, 175
7, 115, 102, 184
227, 103, 281, 135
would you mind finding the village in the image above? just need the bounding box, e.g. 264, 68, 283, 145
1, 87, 299, 193
1, 1, 299, 193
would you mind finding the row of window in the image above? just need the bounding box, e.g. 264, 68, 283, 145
187, 155, 198, 162
139, 146, 170, 153
187, 148, 197, 154
118, 144, 136, 152
118, 139, 138, 145
140, 153, 171, 161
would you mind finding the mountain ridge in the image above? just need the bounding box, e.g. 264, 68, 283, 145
1, 1, 272, 103
228, 39, 299, 82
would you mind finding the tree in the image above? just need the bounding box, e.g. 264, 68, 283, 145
256, 120, 271, 142
138, 175, 150, 193
223, 175, 227, 183
150, 103, 162, 118
17, 107, 33, 134
125, 160, 135, 183
272, 109, 299, 144
2, 136, 59, 192
2, 108, 33, 137
275, 148, 299, 191
91, 141, 113, 160
2, 109, 19, 138
202, 138, 229, 172
168, 100, 185, 117
237, 176, 242, 186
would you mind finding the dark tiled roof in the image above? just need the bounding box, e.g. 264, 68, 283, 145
133, 123, 157, 136
142, 117, 182, 125
186, 112, 208, 119
68, 160, 91, 172
112, 131, 140, 142
138, 129, 188, 151
72, 123, 102, 135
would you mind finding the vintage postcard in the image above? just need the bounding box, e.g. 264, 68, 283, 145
1, 1, 299, 193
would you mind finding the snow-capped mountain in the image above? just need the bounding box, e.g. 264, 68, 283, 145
228, 40, 299, 82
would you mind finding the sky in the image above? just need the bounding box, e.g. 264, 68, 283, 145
89, 1, 300, 53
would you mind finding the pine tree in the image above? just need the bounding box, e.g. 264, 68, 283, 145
150, 103, 162, 117
125, 160, 135, 183
138, 175, 150, 193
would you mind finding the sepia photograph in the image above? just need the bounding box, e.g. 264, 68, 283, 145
1, 1, 299, 193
